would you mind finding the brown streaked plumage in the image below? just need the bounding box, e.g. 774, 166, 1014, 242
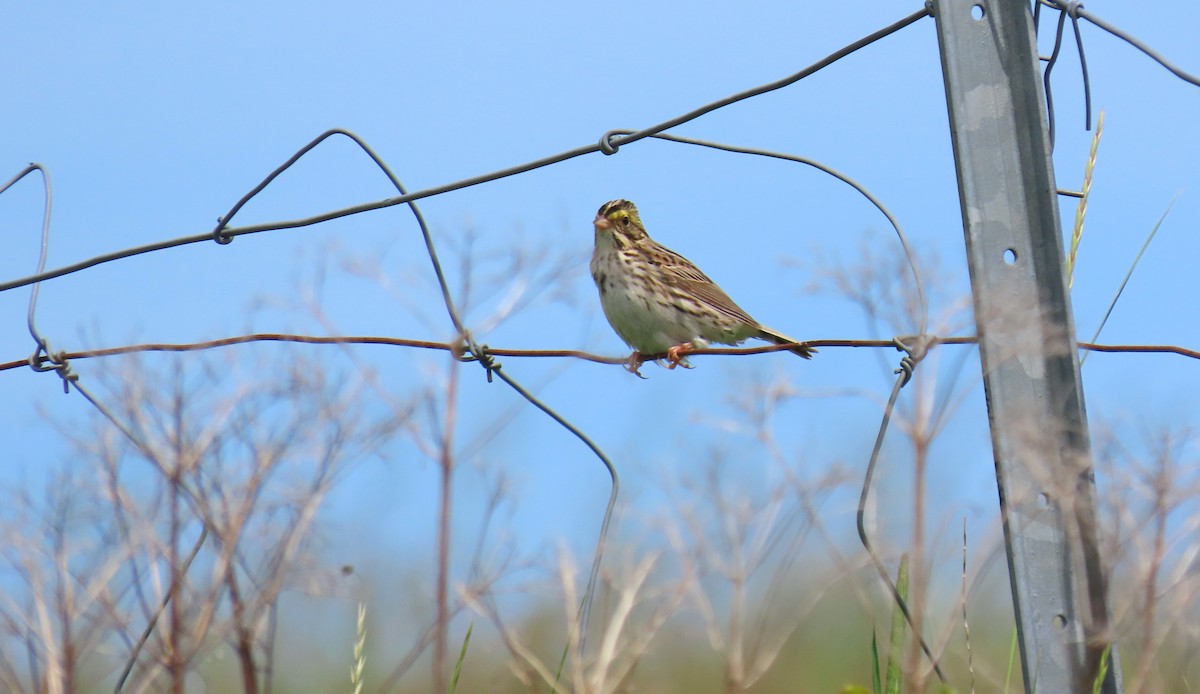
590, 199, 814, 375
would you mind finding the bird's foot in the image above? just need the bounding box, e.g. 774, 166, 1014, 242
624, 351, 649, 379
666, 343, 696, 370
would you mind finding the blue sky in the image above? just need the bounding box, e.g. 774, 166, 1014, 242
2, 0, 1199, 680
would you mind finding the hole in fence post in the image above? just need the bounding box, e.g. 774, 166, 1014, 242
1003, 248, 1018, 265
971, 4, 986, 20
1052, 614, 1068, 630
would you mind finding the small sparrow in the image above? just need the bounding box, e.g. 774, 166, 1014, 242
590, 199, 814, 375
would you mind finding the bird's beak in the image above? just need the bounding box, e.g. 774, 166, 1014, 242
593, 213, 610, 230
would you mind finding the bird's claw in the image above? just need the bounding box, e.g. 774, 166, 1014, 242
666, 343, 695, 370
625, 352, 648, 379
624, 345, 697, 377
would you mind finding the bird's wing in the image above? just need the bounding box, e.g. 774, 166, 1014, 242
654, 244, 759, 326
683, 279, 759, 326
658, 245, 717, 284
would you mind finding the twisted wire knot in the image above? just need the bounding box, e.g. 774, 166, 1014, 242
211, 218, 234, 245
1059, 1, 1084, 19
452, 331, 500, 382
29, 341, 78, 393
598, 131, 622, 156
892, 334, 935, 387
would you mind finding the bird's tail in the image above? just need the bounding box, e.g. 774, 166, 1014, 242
757, 327, 816, 359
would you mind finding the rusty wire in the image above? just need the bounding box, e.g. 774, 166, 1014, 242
3, 334, 1194, 376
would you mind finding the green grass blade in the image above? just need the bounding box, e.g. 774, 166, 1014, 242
1091, 644, 1113, 694
552, 639, 569, 694
1004, 626, 1017, 693
885, 554, 909, 694
872, 627, 882, 694
447, 622, 473, 694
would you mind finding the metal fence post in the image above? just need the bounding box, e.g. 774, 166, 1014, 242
931, 1, 1121, 691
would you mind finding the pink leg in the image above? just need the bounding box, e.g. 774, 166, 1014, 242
624, 351, 647, 378
666, 343, 695, 369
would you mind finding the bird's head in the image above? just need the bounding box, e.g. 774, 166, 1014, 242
594, 199, 648, 243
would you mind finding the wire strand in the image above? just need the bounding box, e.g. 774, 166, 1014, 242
611, 132, 929, 335
6, 334, 1197, 375
1060, 2, 1200, 87
0, 6, 931, 294
208, 129, 622, 654
856, 345, 946, 682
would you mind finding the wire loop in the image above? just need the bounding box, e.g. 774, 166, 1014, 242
1041, 0, 1200, 87
28, 341, 78, 393
892, 334, 934, 387
211, 219, 234, 245
454, 331, 500, 383
1061, 1, 1084, 18
598, 130, 622, 156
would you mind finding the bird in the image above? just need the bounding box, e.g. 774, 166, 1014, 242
590, 199, 814, 376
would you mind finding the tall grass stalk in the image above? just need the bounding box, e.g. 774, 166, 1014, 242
351, 602, 367, 694
448, 623, 473, 693
1068, 109, 1104, 289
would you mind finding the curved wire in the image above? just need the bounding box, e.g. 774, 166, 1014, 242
599, 6, 930, 154
856, 348, 946, 682
1039, 1, 1095, 148
613, 131, 929, 336
488, 366, 619, 658
0, 165, 214, 692
213, 129, 467, 334
0, 6, 932, 295
1042, 8, 1069, 149
1069, 9, 1093, 129
0, 165, 58, 376
114, 526, 209, 693
1061, 1, 1200, 87
209, 129, 619, 655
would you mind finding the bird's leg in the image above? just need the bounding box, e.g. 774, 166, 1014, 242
666, 343, 696, 369
624, 351, 649, 378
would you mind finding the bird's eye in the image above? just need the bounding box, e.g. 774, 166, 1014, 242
618, 217, 628, 225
